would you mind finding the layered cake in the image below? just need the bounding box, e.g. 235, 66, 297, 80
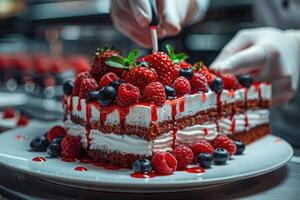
60, 46, 272, 169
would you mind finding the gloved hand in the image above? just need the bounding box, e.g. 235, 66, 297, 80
110, 0, 209, 47
210, 27, 300, 105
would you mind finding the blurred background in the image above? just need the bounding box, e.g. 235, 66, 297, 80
0, 0, 255, 124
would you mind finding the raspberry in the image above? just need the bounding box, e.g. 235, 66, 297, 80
191, 138, 214, 156
179, 61, 191, 69
61, 135, 82, 160
99, 72, 119, 89
190, 73, 209, 93
73, 71, 91, 95
221, 73, 241, 90
79, 78, 98, 98
47, 125, 67, 142
17, 116, 29, 126
172, 145, 194, 170
142, 82, 166, 106
213, 135, 237, 156
152, 152, 177, 175
3, 108, 15, 119
142, 52, 179, 85
123, 66, 158, 92
173, 76, 191, 97
117, 83, 140, 106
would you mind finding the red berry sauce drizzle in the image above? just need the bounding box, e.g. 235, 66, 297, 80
185, 166, 205, 174
74, 166, 88, 172
77, 97, 82, 111
201, 93, 206, 103
32, 156, 46, 162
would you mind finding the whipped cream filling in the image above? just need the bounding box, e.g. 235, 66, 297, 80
64, 118, 84, 137
176, 122, 218, 146
218, 109, 269, 135
87, 130, 173, 155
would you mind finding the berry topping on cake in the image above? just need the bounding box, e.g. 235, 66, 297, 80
17, 116, 29, 126
3, 108, 15, 119
97, 85, 117, 106
132, 159, 152, 173
210, 77, 223, 94
164, 85, 176, 99
86, 91, 99, 103
73, 71, 91, 95
30, 135, 49, 152
63, 80, 74, 96
213, 148, 229, 165
234, 140, 246, 155
142, 82, 166, 106
172, 145, 194, 170
98, 72, 119, 89
237, 75, 253, 88
179, 68, 193, 80
47, 143, 61, 158
197, 153, 213, 168
191, 138, 214, 156
91, 46, 122, 81
109, 79, 124, 91
213, 135, 237, 156
142, 52, 179, 85
151, 152, 177, 175
190, 73, 209, 93
47, 125, 67, 142
221, 73, 241, 90
79, 78, 98, 98
117, 83, 140, 106
173, 76, 191, 97
123, 66, 158, 92
61, 135, 82, 160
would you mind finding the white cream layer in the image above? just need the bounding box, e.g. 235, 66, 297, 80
217, 109, 269, 135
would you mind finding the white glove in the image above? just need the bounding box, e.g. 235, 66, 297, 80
110, 0, 209, 47
210, 27, 300, 105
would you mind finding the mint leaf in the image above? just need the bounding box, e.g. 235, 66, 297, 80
165, 44, 176, 60
176, 53, 189, 61
105, 61, 124, 68
127, 49, 139, 63
105, 55, 125, 68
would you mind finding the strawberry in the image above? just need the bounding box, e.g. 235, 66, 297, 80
124, 66, 158, 92
190, 73, 209, 93
98, 72, 119, 89
221, 73, 241, 90
3, 108, 15, 119
90, 46, 122, 81
192, 62, 216, 86
173, 76, 191, 97
73, 71, 91, 96
142, 52, 179, 85
117, 83, 140, 106
61, 135, 82, 160
79, 78, 98, 98
47, 125, 67, 142
142, 82, 166, 106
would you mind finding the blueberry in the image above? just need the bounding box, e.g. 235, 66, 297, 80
234, 140, 246, 155
47, 143, 61, 157
30, 135, 49, 151
213, 148, 229, 165
132, 159, 152, 173
237, 75, 253, 88
109, 79, 124, 91
197, 153, 213, 168
86, 91, 99, 103
62, 80, 74, 95
179, 68, 193, 80
97, 86, 117, 106
52, 136, 63, 145
210, 77, 223, 94
164, 85, 176, 98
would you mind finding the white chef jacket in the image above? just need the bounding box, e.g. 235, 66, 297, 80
253, 0, 300, 147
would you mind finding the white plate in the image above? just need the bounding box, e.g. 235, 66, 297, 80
0, 122, 293, 193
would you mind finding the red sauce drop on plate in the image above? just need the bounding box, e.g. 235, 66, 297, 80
16, 135, 25, 141
130, 172, 157, 178
74, 166, 88, 172
32, 156, 46, 162
185, 166, 205, 174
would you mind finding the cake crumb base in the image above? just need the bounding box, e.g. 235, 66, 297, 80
230, 124, 271, 144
